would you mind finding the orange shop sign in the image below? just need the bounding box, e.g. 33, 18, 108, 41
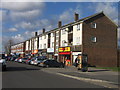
32, 49, 38, 54
59, 47, 70, 52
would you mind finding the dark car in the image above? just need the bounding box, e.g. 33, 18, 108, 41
39, 59, 64, 68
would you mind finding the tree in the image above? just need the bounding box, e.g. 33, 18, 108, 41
4, 39, 14, 55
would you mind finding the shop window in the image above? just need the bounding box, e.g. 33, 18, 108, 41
91, 22, 96, 28
91, 37, 97, 43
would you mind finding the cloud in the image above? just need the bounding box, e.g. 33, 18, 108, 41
8, 28, 18, 32
11, 31, 35, 43
1, 2, 45, 11
92, 2, 118, 24
59, 6, 82, 24
1, 2, 45, 22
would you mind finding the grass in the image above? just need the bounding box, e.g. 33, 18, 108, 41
93, 67, 120, 72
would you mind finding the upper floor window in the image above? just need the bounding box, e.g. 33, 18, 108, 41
52, 42, 54, 48
52, 33, 55, 37
56, 32, 59, 36
44, 35, 46, 39
91, 23, 96, 28
91, 37, 97, 43
62, 29, 66, 35
44, 44, 46, 48
77, 24, 80, 30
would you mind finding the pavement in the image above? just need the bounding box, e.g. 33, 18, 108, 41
41, 66, 119, 89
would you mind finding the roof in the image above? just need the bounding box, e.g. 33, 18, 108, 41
11, 11, 118, 46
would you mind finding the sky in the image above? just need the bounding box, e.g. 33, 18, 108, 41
0, 1, 119, 52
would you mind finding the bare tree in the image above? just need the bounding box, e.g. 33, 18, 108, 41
4, 39, 14, 55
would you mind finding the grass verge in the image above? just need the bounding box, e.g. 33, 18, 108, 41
93, 67, 120, 72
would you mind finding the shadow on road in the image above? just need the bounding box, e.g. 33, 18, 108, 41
6, 67, 41, 72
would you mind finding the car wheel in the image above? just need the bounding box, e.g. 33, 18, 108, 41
60, 65, 63, 68
46, 65, 49, 68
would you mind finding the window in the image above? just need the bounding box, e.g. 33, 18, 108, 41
77, 24, 80, 30
52, 33, 55, 37
91, 23, 96, 28
44, 44, 46, 48
76, 37, 80, 45
44, 35, 46, 39
62, 29, 66, 35
52, 42, 54, 48
56, 32, 59, 36
91, 37, 97, 42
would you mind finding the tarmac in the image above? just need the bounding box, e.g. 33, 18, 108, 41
41, 66, 119, 89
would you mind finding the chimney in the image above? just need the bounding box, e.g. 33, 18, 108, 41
35, 32, 37, 36
74, 13, 79, 21
42, 28, 45, 34
58, 21, 62, 28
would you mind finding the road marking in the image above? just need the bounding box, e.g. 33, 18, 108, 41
56, 73, 119, 88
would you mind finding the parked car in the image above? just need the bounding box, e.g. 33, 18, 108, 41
30, 57, 36, 65
10, 57, 17, 61
22, 57, 29, 63
18, 58, 23, 63
15, 57, 22, 62
38, 59, 64, 68
0, 57, 7, 71
33, 56, 47, 66
25, 58, 32, 64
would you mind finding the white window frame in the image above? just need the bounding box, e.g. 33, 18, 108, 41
91, 23, 96, 28
77, 24, 80, 30
91, 37, 97, 43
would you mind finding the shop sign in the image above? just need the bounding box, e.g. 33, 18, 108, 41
59, 47, 70, 52
72, 52, 82, 55
47, 48, 54, 53
32, 49, 38, 54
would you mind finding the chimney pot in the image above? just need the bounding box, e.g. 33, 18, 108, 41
43, 28, 45, 34
35, 32, 37, 36
58, 21, 62, 28
74, 13, 79, 21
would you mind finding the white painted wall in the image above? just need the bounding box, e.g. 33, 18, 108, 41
29, 40, 31, 50
25, 41, 29, 51
50, 32, 55, 48
39, 34, 48, 49
34, 37, 38, 50
73, 23, 83, 45
60, 28, 68, 47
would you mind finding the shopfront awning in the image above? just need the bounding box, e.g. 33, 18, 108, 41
59, 52, 71, 55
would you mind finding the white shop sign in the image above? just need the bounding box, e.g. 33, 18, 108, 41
47, 48, 54, 53
72, 52, 82, 56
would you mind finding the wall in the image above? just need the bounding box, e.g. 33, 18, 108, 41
73, 23, 83, 45
60, 28, 68, 47
82, 13, 118, 67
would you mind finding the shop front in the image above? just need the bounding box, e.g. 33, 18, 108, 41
47, 48, 54, 59
32, 49, 38, 57
59, 47, 72, 66
72, 52, 82, 63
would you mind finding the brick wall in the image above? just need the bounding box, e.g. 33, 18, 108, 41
82, 13, 118, 67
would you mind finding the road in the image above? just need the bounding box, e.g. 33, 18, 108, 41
2, 61, 112, 88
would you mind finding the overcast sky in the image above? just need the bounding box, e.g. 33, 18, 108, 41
0, 1, 119, 52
